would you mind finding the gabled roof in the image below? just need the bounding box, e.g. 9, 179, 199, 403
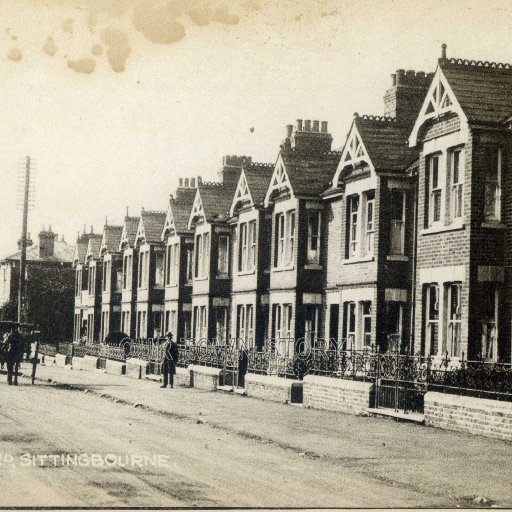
100, 225, 123, 255
85, 234, 103, 262
230, 162, 274, 216
135, 210, 166, 246
264, 150, 341, 206
189, 180, 238, 228
2, 239, 75, 264
119, 216, 140, 251
73, 233, 93, 265
162, 186, 197, 239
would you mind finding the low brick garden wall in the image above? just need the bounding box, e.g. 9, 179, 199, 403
425, 392, 512, 442
303, 375, 373, 415
126, 358, 149, 379
189, 365, 221, 391
245, 373, 303, 404
105, 359, 126, 376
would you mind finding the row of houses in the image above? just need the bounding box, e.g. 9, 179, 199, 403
73, 46, 512, 362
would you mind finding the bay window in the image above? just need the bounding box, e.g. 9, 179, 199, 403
194, 232, 210, 279
428, 154, 442, 226
449, 148, 464, 220
364, 193, 375, 256
348, 196, 359, 257
239, 221, 257, 272
274, 210, 296, 268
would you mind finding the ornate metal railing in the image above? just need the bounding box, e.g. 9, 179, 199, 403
39, 343, 57, 357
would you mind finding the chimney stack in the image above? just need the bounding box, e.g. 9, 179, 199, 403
304, 119, 311, 131
290, 119, 333, 153
312, 120, 319, 132
39, 227, 56, 259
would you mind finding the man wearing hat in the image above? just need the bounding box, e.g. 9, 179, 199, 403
160, 332, 179, 388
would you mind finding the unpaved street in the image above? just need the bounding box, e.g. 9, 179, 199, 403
0, 366, 511, 507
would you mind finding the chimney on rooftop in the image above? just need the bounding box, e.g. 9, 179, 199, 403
218, 155, 252, 186
289, 119, 332, 153
39, 226, 56, 259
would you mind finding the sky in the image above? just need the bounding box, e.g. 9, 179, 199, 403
1, 0, 512, 257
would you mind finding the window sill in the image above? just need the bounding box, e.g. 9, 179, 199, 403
237, 269, 256, 276
387, 255, 409, 262
216, 274, 230, 280
343, 255, 374, 265
165, 284, 179, 289
193, 276, 209, 282
481, 221, 506, 229
304, 263, 323, 270
272, 265, 295, 273
421, 221, 465, 236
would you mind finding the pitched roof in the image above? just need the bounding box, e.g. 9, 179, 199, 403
2, 238, 75, 264
440, 57, 512, 125
73, 233, 92, 264
172, 187, 197, 232
119, 216, 140, 250
85, 234, 103, 261
199, 181, 239, 222
354, 115, 418, 171
100, 225, 123, 254
280, 150, 342, 196
243, 162, 275, 205
138, 210, 166, 244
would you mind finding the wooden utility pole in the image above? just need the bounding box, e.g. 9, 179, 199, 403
18, 156, 31, 323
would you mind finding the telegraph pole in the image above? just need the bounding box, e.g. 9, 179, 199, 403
18, 156, 31, 323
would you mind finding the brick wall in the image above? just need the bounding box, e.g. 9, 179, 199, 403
303, 375, 373, 415
245, 373, 303, 403
189, 364, 221, 391
425, 392, 512, 442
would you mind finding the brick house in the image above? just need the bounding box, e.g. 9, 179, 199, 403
187, 156, 250, 344
133, 210, 167, 339
409, 48, 512, 362
161, 178, 198, 342
98, 224, 123, 341
73, 232, 93, 341
0, 228, 75, 341
322, 70, 431, 353
81, 233, 103, 343
228, 160, 274, 349
263, 120, 341, 355
118, 215, 140, 338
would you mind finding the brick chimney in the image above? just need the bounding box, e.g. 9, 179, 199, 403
383, 69, 434, 127
39, 226, 56, 259
218, 155, 252, 186
288, 119, 333, 154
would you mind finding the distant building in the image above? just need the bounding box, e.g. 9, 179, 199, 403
0, 227, 75, 340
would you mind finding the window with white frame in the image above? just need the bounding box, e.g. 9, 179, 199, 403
239, 220, 257, 272
123, 254, 132, 290
218, 235, 230, 275
193, 305, 207, 340
272, 304, 292, 345
194, 232, 210, 278
425, 284, 439, 356
484, 147, 502, 221
447, 283, 462, 357
344, 301, 356, 350
88, 265, 95, 295
427, 154, 442, 226
75, 269, 81, 297
155, 252, 164, 287
364, 193, 375, 256
449, 148, 464, 220
361, 301, 372, 348
166, 243, 179, 286
307, 210, 321, 264
348, 196, 359, 257
165, 245, 172, 285
390, 189, 406, 255
274, 210, 296, 268
102, 260, 109, 292
304, 305, 320, 347
185, 246, 193, 282
237, 304, 254, 348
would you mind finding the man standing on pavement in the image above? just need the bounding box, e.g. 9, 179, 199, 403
160, 332, 179, 389
5, 326, 22, 386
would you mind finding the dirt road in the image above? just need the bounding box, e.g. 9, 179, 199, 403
0, 369, 511, 507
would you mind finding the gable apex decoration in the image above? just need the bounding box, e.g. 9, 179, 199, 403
409, 66, 468, 147
263, 155, 294, 207
332, 119, 374, 186
229, 169, 254, 216
187, 188, 206, 229
134, 217, 146, 247
161, 203, 176, 241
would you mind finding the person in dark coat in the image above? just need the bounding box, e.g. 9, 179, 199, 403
5, 327, 22, 386
160, 332, 179, 388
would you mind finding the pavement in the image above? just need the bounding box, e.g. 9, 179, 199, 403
0, 362, 510, 507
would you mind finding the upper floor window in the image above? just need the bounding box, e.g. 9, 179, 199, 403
239, 220, 257, 272
185, 246, 193, 283
307, 210, 321, 264
364, 193, 375, 256
427, 154, 442, 226
449, 148, 464, 220
390, 190, 406, 255
484, 147, 502, 222
218, 235, 230, 275
102, 260, 110, 292
166, 244, 179, 286
194, 232, 210, 279
114, 267, 122, 292
274, 210, 295, 268
88, 265, 95, 295
138, 251, 150, 288
122, 254, 132, 290
154, 251, 164, 287
75, 269, 81, 297
348, 196, 359, 257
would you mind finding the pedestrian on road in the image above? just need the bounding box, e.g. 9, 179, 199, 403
160, 332, 179, 389
5, 327, 22, 386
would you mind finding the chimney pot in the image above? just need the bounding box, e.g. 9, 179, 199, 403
197, 176, 202, 186
286, 124, 293, 138
321, 121, 328, 133
190, 178, 195, 188
304, 120, 311, 131
184, 178, 189, 187
297, 119, 303, 131
179, 178, 183, 187
441, 43, 447, 60
396, 69, 405, 85
391, 73, 396, 86
312, 120, 319, 132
